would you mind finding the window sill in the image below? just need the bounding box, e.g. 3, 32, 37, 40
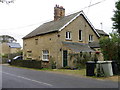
42, 60, 49, 62
89, 41, 94, 43
65, 39, 72, 41
79, 40, 83, 42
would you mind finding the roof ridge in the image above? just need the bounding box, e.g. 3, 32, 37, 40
23, 10, 100, 39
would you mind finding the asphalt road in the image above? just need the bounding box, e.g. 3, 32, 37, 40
1, 65, 119, 89
0, 58, 2, 90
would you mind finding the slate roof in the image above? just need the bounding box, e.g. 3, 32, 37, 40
7, 43, 21, 48
62, 41, 95, 52
88, 42, 100, 48
23, 11, 100, 39
96, 29, 109, 36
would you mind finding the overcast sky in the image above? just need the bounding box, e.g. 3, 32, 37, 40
0, 0, 117, 46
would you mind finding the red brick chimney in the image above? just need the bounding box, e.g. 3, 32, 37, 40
54, 4, 65, 21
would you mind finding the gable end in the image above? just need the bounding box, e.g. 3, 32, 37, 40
58, 11, 100, 38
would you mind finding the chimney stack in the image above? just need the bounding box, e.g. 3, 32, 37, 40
54, 4, 65, 21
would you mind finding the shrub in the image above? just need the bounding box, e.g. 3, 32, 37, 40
69, 52, 94, 69
10, 60, 42, 69
2, 54, 8, 58
49, 56, 56, 69
60, 66, 71, 69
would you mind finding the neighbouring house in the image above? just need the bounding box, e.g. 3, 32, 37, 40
0, 35, 21, 55
0, 42, 21, 55
23, 5, 109, 68
89, 29, 109, 50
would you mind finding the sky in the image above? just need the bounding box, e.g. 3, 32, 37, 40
0, 0, 117, 46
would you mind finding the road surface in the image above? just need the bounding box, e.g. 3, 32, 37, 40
1, 65, 119, 89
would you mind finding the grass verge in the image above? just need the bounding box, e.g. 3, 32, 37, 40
5, 64, 120, 82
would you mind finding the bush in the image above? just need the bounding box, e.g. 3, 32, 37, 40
69, 52, 94, 69
60, 66, 71, 69
49, 56, 56, 69
10, 60, 42, 69
2, 58, 8, 64
2, 54, 8, 58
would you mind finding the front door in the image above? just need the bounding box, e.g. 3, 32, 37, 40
63, 50, 68, 67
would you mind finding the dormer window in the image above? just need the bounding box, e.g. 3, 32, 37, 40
66, 31, 71, 40
89, 35, 93, 42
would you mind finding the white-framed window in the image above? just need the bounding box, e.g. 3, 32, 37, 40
66, 31, 71, 40
79, 30, 82, 41
42, 50, 49, 61
89, 35, 93, 42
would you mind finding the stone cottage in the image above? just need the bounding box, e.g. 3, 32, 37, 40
23, 5, 108, 68
0, 42, 21, 55
0, 35, 21, 55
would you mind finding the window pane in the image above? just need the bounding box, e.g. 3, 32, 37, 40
43, 50, 49, 54
42, 50, 49, 61
46, 55, 49, 59
89, 35, 93, 41
79, 30, 82, 40
66, 31, 71, 39
66, 32, 68, 38
43, 55, 46, 59
69, 32, 71, 39
89, 35, 90, 41
91, 35, 93, 41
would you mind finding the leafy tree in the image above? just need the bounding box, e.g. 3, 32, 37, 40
0, 35, 17, 43
99, 32, 120, 63
112, 0, 120, 34
0, 0, 14, 4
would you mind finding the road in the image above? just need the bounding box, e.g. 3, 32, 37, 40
0, 58, 2, 90
1, 65, 119, 89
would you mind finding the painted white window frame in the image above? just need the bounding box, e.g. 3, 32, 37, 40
42, 50, 49, 61
79, 30, 82, 41
66, 31, 71, 40
89, 35, 93, 42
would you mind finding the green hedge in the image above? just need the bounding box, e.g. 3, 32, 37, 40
10, 60, 42, 69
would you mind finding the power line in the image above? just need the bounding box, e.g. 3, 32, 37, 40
82, 0, 106, 10
87, 0, 92, 15
0, 22, 41, 30
0, 0, 107, 30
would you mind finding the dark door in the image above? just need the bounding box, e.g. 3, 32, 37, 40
63, 50, 68, 67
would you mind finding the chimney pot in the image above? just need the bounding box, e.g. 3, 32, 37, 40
54, 5, 65, 21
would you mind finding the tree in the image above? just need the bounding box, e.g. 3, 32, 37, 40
99, 32, 120, 62
0, 35, 17, 43
112, 0, 120, 34
0, 0, 15, 4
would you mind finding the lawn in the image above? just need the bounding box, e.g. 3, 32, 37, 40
46, 69, 86, 77
42, 68, 119, 82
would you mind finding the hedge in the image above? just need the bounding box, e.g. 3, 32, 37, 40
10, 60, 42, 69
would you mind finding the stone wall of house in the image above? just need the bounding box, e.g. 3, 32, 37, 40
59, 15, 99, 43
0, 43, 10, 55
23, 15, 100, 68
10, 48, 21, 54
0, 43, 21, 55
23, 33, 63, 68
